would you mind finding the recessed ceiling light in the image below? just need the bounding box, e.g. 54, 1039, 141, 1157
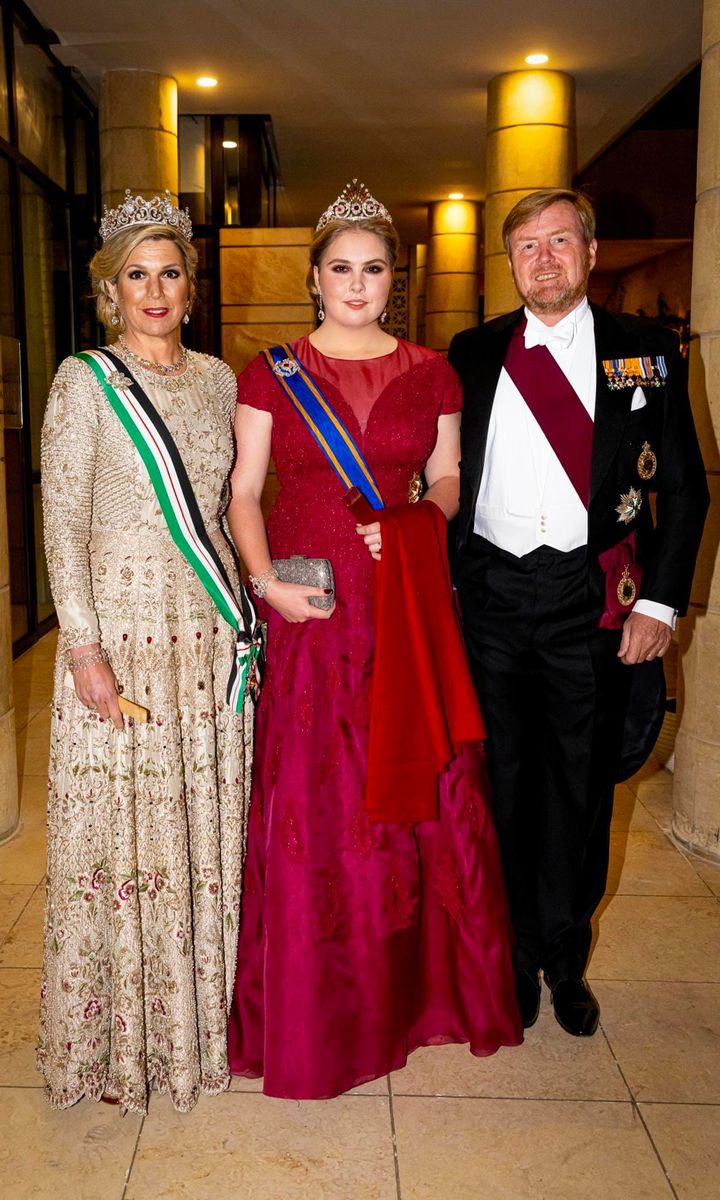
524, 53, 549, 65
222, 140, 238, 149
448, 192, 464, 200
196, 76, 218, 88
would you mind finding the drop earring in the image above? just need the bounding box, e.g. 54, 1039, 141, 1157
110, 301, 121, 328
182, 308, 190, 325
380, 309, 389, 326
317, 291, 325, 322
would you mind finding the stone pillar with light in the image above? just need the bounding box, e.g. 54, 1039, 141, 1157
671, 0, 720, 863
424, 199, 480, 353
484, 68, 575, 320
100, 70, 179, 208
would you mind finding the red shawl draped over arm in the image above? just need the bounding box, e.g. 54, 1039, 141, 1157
365, 499, 485, 825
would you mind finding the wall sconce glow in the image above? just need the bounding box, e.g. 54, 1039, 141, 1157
448, 192, 464, 200
196, 76, 218, 88
524, 53, 549, 65
222, 140, 238, 149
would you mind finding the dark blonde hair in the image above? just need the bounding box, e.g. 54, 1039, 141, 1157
306, 216, 400, 306
89, 225, 198, 332
502, 189, 596, 254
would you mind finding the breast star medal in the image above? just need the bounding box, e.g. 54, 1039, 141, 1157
637, 441, 657, 481
617, 564, 637, 606
615, 486, 643, 524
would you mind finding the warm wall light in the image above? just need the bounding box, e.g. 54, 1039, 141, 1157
524, 53, 549, 65
222, 140, 238, 149
448, 192, 464, 200
196, 76, 218, 88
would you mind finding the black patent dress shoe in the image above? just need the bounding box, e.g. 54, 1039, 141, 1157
515, 969, 542, 1028
549, 978, 600, 1037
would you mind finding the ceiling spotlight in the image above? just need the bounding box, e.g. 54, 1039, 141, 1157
222, 140, 238, 149
448, 192, 464, 200
524, 53, 549, 65
196, 76, 218, 88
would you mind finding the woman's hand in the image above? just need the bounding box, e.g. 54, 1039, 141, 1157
71, 653, 124, 730
356, 521, 382, 561
264, 578, 336, 623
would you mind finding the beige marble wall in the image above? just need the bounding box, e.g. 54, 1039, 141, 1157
0, 403, 18, 842
425, 202, 480, 354
672, 0, 720, 862
219, 228, 315, 375
484, 71, 575, 320
100, 72, 179, 208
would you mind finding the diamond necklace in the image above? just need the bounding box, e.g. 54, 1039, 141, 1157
118, 337, 189, 375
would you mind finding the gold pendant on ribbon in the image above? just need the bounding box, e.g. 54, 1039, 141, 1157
617, 565, 637, 606
637, 441, 657, 481
408, 472, 422, 503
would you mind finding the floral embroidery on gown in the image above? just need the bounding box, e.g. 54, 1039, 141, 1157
38, 348, 254, 1114
228, 337, 522, 1099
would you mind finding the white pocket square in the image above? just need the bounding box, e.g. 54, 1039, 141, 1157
630, 387, 647, 411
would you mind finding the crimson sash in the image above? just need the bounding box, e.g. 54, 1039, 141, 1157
503, 320, 593, 507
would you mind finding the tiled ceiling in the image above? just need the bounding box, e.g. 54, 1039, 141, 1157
31, 0, 703, 240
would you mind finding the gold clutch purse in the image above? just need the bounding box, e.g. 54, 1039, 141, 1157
64, 670, 149, 722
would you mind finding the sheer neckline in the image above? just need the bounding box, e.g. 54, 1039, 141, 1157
305, 338, 400, 363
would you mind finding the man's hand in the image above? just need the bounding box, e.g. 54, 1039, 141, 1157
618, 612, 672, 665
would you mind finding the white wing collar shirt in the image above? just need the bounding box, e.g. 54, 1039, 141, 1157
474, 298, 675, 627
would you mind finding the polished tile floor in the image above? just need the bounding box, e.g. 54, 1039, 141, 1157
2, 631, 719, 1199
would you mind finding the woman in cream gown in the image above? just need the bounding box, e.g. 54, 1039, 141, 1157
37, 194, 255, 1114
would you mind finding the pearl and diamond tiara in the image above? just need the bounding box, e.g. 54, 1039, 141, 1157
98, 189, 193, 244
315, 179, 392, 232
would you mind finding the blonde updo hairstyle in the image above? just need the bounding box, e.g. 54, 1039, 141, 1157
89, 224, 198, 333
306, 216, 400, 315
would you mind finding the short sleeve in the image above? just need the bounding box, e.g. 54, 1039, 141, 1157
434, 355, 463, 415
236, 353, 280, 414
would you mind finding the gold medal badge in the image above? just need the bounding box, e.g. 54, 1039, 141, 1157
408, 472, 422, 503
617, 564, 637, 606
637, 440, 657, 481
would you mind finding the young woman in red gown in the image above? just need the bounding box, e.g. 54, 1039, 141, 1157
226, 183, 522, 1099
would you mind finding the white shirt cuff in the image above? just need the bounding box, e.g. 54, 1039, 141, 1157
633, 599, 677, 629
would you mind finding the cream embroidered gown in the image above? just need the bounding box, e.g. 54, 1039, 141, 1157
37, 347, 253, 1113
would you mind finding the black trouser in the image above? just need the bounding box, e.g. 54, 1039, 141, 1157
457, 534, 631, 984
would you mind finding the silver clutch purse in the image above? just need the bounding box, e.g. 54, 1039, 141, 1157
272, 555, 335, 610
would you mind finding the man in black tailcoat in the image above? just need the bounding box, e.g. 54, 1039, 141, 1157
449, 189, 709, 1036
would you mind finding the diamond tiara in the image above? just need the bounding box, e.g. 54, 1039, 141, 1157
98, 190, 193, 244
315, 179, 392, 232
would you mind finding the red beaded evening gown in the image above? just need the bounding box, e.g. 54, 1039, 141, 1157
228, 336, 522, 1098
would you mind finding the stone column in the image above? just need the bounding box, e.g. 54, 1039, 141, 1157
672, 0, 720, 862
0, 401, 18, 843
100, 71, 179, 208
414, 243, 427, 345
484, 70, 575, 320
424, 201, 480, 353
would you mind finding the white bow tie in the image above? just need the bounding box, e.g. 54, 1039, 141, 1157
524, 321, 575, 352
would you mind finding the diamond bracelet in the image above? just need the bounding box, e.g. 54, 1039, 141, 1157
248, 567, 279, 599
67, 647, 108, 673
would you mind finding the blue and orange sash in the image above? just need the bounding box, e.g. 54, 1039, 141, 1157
262, 343, 384, 510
